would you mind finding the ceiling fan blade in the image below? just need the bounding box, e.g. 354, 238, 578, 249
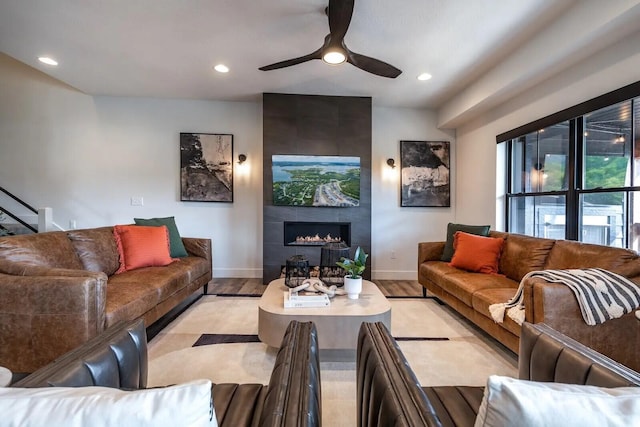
259, 49, 322, 71
328, 0, 354, 42
347, 51, 402, 78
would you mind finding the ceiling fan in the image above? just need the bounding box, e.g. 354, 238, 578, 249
259, 0, 402, 78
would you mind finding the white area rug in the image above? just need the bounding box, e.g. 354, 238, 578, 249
148, 296, 517, 427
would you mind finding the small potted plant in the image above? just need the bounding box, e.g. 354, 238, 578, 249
336, 246, 368, 299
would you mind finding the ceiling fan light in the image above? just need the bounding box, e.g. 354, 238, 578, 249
322, 50, 346, 65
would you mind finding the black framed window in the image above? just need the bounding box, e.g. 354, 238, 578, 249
501, 82, 640, 250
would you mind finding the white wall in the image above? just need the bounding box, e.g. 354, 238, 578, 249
455, 30, 640, 229
372, 107, 455, 279
1, 53, 452, 279
0, 53, 263, 278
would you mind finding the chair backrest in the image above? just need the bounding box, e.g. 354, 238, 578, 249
259, 320, 322, 427
357, 322, 441, 427
519, 322, 640, 387
13, 319, 147, 389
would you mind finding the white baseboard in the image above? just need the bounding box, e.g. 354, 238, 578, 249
371, 270, 417, 280
213, 268, 263, 278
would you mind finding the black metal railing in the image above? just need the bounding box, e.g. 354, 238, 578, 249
0, 186, 38, 234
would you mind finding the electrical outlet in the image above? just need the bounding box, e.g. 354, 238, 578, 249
391, 251, 397, 259
131, 196, 144, 206
69, 219, 77, 230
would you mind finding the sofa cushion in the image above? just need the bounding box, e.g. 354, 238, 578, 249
474, 375, 640, 427
0, 232, 83, 270
104, 279, 162, 327
544, 240, 640, 277
441, 223, 490, 262
0, 379, 216, 427
437, 272, 517, 307
420, 261, 465, 289
134, 217, 189, 258
451, 232, 504, 274
498, 233, 555, 282
472, 288, 522, 336
67, 227, 120, 276
113, 225, 174, 273
108, 257, 207, 302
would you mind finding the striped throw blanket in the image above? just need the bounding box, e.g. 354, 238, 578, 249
489, 268, 640, 326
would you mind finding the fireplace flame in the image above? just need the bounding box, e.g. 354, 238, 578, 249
293, 233, 342, 245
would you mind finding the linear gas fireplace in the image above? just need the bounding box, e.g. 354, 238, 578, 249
284, 222, 351, 247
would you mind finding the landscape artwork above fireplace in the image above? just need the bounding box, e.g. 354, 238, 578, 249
272, 155, 360, 207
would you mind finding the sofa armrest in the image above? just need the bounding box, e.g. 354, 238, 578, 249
357, 322, 441, 427
13, 319, 147, 389
418, 242, 445, 265
182, 237, 212, 262
519, 322, 640, 386
523, 279, 640, 372
259, 321, 321, 427
0, 272, 107, 374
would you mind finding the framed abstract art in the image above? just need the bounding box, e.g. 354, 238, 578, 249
400, 140, 450, 207
180, 133, 234, 202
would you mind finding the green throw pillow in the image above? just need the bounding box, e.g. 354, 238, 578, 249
440, 223, 490, 262
133, 217, 189, 258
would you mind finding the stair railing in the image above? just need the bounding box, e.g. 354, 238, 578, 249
0, 186, 39, 233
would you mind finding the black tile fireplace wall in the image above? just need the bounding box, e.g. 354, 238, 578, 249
263, 93, 372, 284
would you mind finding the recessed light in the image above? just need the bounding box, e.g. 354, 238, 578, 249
38, 56, 58, 66
214, 64, 229, 73
417, 73, 432, 81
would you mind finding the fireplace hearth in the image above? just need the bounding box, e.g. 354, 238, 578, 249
284, 222, 351, 247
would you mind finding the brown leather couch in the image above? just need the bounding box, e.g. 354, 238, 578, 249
418, 231, 640, 370
0, 227, 212, 374
14, 319, 322, 427
357, 321, 640, 427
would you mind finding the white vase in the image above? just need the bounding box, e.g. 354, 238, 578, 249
343, 276, 363, 299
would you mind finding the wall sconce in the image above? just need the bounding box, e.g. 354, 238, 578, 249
386, 158, 396, 169
238, 154, 247, 164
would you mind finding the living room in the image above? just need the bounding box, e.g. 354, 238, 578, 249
2, 1, 640, 425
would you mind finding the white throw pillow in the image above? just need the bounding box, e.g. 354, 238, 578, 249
474, 375, 640, 427
0, 379, 217, 427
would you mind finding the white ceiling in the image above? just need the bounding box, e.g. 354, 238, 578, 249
0, 0, 600, 110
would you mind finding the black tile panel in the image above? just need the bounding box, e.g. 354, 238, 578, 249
263, 93, 372, 284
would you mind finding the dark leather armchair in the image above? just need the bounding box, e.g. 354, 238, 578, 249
14, 319, 322, 427
357, 321, 640, 427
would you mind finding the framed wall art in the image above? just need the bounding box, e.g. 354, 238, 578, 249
180, 133, 233, 202
400, 140, 450, 207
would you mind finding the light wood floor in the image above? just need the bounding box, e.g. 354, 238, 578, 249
207, 278, 423, 297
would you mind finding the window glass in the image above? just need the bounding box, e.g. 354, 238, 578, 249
511, 124, 569, 193
509, 195, 566, 239
579, 192, 625, 247
583, 101, 632, 189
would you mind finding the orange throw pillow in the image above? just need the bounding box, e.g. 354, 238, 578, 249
450, 231, 504, 274
113, 225, 174, 274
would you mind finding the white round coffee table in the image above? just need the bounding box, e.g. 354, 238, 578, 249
258, 278, 391, 360
0, 367, 11, 387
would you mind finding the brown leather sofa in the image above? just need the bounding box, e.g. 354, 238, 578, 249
418, 231, 640, 370
0, 227, 212, 374
357, 321, 640, 427
14, 319, 322, 427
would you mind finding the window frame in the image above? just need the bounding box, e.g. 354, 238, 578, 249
500, 81, 640, 248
